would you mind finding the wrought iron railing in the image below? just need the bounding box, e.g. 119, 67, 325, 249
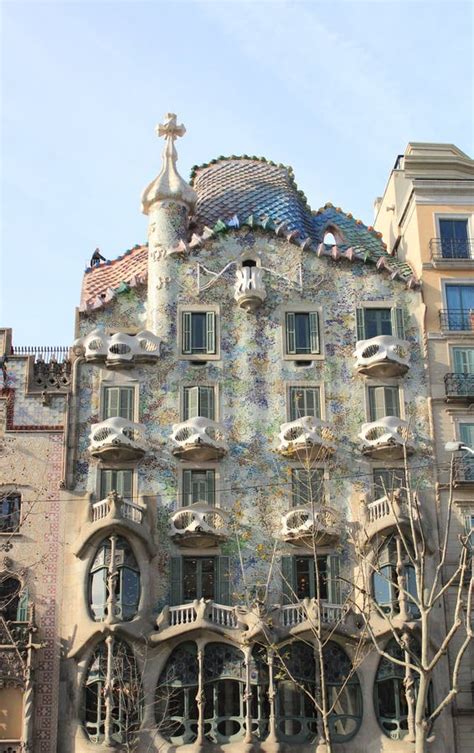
444, 373, 474, 400
453, 455, 474, 484
12, 345, 70, 363
439, 310, 474, 332
430, 238, 474, 261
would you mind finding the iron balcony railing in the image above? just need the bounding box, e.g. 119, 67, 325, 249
430, 238, 474, 261
439, 310, 474, 332
445, 373, 474, 400
453, 455, 474, 484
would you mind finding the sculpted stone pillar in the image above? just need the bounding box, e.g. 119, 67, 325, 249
195, 640, 206, 745
266, 648, 278, 743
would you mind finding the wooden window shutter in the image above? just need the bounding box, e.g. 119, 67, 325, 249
103, 387, 120, 419
385, 387, 400, 418
206, 312, 216, 354
119, 387, 134, 421
170, 557, 183, 606
309, 312, 320, 354
206, 470, 215, 506
356, 308, 366, 341
281, 555, 296, 603
368, 387, 386, 421
200, 386, 214, 420
182, 470, 192, 507
328, 555, 341, 604
185, 386, 199, 419
183, 312, 192, 354
216, 556, 231, 605
16, 588, 29, 621
117, 470, 133, 500
286, 313, 296, 354
392, 307, 406, 340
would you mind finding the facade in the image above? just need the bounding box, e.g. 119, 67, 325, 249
0, 123, 471, 752
374, 143, 474, 753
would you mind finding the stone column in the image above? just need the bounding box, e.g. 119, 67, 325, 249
106, 534, 117, 624
266, 648, 278, 743
196, 641, 205, 746
243, 644, 253, 743
104, 633, 114, 744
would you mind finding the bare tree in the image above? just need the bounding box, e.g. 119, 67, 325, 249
353, 452, 473, 753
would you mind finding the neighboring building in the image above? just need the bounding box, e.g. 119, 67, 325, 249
56, 116, 454, 753
0, 328, 69, 753
374, 142, 474, 753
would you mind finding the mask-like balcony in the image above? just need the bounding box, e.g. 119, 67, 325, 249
354, 335, 410, 378
170, 503, 229, 547
73, 328, 161, 367
359, 417, 414, 460
280, 505, 340, 547
234, 266, 266, 311
363, 490, 419, 541
278, 417, 336, 460
170, 417, 227, 461
89, 417, 147, 461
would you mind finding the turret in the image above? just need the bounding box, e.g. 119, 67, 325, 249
141, 113, 197, 337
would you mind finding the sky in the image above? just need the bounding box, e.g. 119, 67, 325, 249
1, 0, 473, 346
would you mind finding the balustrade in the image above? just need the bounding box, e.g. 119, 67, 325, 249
354, 335, 410, 377
91, 494, 145, 525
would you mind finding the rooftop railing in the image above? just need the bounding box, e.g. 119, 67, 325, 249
430, 238, 474, 261
11, 345, 70, 363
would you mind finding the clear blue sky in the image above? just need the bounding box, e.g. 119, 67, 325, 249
1, 0, 473, 346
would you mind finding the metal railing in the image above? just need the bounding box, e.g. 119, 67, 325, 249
445, 373, 474, 400
453, 455, 474, 484
12, 345, 70, 363
439, 310, 474, 332
430, 238, 474, 261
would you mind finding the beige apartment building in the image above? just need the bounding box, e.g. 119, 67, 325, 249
374, 142, 474, 752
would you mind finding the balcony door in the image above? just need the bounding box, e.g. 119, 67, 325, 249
446, 285, 474, 330
439, 219, 469, 259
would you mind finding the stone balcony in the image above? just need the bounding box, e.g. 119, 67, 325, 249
89, 417, 147, 461
73, 328, 161, 367
91, 493, 146, 526
170, 503, 229, 547
354, 335, 410, 378
359, 417, 414, 460
234, 266, 266, 311
278, 416, 336, 460
170, 417, 227, 461
280, 505, 340, 547
153, 598, 346, 643
362, 490, 419, 541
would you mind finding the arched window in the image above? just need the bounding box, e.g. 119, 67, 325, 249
89, 537, 140, 622
84, 639, 141, 744
374, 639, 430, 740
0, 576, 21, 622
249, 644, 269, 740
156, 642, 199, 745
323, 642, 362, 741
276, 642, 317, 743
323, 231, 337, 246
372, 537, 419, 618
203, 643, 246, 743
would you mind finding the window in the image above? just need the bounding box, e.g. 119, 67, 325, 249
368, 386, 400, 421
169, 556, 230, 605
445, 284, 474, 330
323, 642, 362, 741
102, 386, 134, 421
84, 640, 141, 744
0, 493, 21, 533
453, 347, 474, 373
439, 218, 470, 259
89, 537, 140, 621
281, 554, 340, 603
182, 311, 216, 355
373, 468, 406, 500
291, 468, 324, 507
156, 642, 199, 745
372, 537, 418, 618
459, 424, 474, 481
99, 469, 133, 501
0, 687, 23, 741
276, 642, 317, 743
183, 386, 215, 420
182, 469, 215, 506
285, 312, 320, 356
288, 386, 321, 421
0, 577, 22, 622
356, 307, 405, 340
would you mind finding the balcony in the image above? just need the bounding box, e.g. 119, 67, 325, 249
154, 600, 239, 640
73, 328, 162, 366
170, 417, 227, 461
279, 600, 345, 630
354, 335, 410, 378
280, 505, 340, 547
170, 503, 229, 547
91, 492, 146, 525
363, 490, 419, 540
430, 238, 474, 264
89, 417, 147, 461
453, 455, 474, 486
439, 310, 474, 333
234, 266, 266, 311
444, 373, 474, 401
359, 417, 414, 460
278, 416, 336, 460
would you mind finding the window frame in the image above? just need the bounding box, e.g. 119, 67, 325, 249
0, 490, 22, 535
100, 384, 137, 422
178, 305, 220, 361
281, 304, 324, 362
179, 466, 219, 508
286, 383, 324, 422
434, 213, 473, 260
366, 383, 403, 422
290, 466, 326, 508
181, 384, 218, 422
98, 468, 135, 502
355, 301, 406, 341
